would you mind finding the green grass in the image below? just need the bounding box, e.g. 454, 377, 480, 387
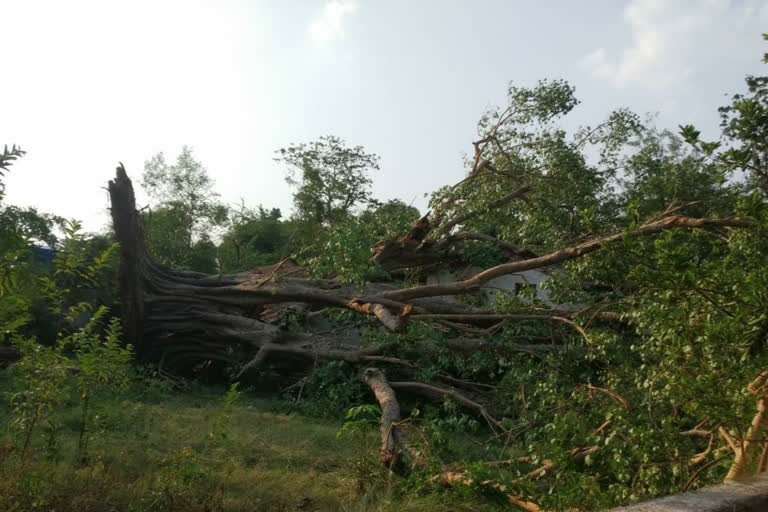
0, 384, 501, 512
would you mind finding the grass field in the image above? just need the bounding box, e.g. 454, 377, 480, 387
0, 382, 502, 512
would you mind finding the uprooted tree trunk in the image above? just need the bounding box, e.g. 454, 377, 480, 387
108, 164, 749, 373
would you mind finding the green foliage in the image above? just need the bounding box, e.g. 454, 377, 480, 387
276, 135, 378, 225
32, 220, 119, 336
0, 146, 65, 301
141, 146, 228, 271
217, 204, 293, 273
681, 37, 768, 197
282, 361, 368, 419
141, 203, 194, 267
619, 128, 734, 219
0, 144, 25, 193
0, 205, 64, 248
5, 336, 69, 459
1, 209, 130, 463
5, 40, 768, 512
208, 383, 242, 444
69, 310, 133, 460
301, 199, 419, 285
337, 404, 381, 439
6, 308, 133, 464
428, 79, 643, 258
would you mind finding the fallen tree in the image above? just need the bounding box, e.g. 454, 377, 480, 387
108, 164, 748, 380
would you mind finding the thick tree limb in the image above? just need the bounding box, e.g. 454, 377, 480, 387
375, 215, 751, 303
360, 368, 426, 471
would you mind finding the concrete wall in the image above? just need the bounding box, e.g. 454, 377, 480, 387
607, 474, 768, 511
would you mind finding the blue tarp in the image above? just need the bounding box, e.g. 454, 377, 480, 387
30, 246, 56, 265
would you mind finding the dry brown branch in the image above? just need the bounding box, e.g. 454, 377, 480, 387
571, 445, 599, 462
595, 420, 612, 436
585, 383, 630, 411
347, 301, 406, 332
689, 434, 715, 465
526, 459, 554, 480
719, 426, 741, 455
759, 443, 768, 473
551, 316, 592, 345
509, 445, 598, 487
681, 429, 713, 438
684, 455, 729, 491
431, 471, 547, 512
724, 396, 768, 481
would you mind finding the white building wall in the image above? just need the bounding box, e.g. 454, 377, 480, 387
426, 266, 573, 309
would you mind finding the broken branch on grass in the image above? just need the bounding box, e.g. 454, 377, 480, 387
360, 368, 427, 471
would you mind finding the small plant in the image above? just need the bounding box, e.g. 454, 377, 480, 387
6, 336, 68, 460
150, 445, 210, 511
337, 404, 384, 495
283, 361, 368, 418
208, 383, 241, 444
69, 308, 133, 462
336, 404, 381, 439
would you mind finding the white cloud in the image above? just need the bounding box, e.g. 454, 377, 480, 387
308, 1, 359, 43
580, 0, 765, 90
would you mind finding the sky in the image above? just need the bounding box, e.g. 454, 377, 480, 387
2, 0, 767, 233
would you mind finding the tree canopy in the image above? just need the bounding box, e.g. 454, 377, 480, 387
140, 146, 228, 272
276, 135, 378, 225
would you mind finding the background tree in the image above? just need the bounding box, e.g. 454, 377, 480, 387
681, 36, 768, 198
217, 205, 292, 273
275, 135, 378, 226
301, 199, 420, 287
141, 146, 227, 271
